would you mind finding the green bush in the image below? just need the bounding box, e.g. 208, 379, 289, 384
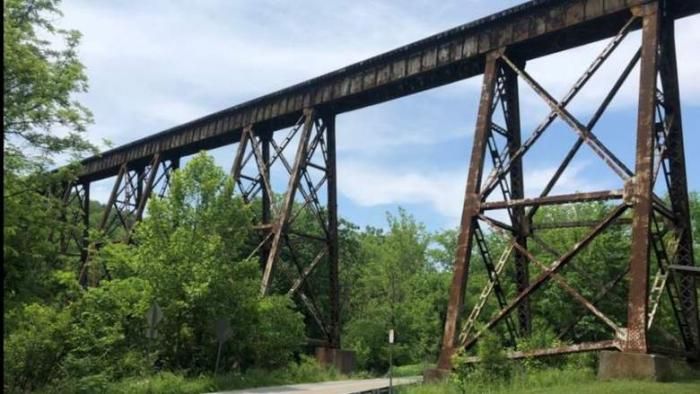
3, 303, 72, 392
249, 296, 305, 369
63, 277, 154, 380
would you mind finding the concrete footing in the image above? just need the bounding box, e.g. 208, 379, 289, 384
597, 351, 679, 381
315, 347, 356, 374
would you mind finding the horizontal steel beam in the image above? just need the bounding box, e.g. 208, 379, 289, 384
481, 189, 624, 210
669, 264, 700, 277
532, 217, 632, 229
462, 340, 618, 362
76, 0, 698, 182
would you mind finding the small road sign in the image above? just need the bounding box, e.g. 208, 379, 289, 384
145, 302, 163, 339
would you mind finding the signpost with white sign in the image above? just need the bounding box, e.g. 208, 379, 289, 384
388, 329, 395, 393
214, 318, 233, 375
145, 302, 163, 339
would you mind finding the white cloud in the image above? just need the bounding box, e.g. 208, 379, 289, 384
338, 159, 608, 226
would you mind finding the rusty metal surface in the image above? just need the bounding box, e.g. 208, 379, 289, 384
624, 2, 658, 354
461, 340, 619, 362
656, 8, 700, 357
75, 0, 699, 183
437, 52, 500, 370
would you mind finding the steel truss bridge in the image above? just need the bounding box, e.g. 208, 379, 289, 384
60, 0, 699, 366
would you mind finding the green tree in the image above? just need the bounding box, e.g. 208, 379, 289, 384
100, 153, 305, 371
4, 0, 93, 170
343, 209, 449, 370
3, 0, 95, 313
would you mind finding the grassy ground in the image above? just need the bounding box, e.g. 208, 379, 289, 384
399, 367, 700, 394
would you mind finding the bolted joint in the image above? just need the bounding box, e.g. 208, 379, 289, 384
303, 107, 316, 118
630, 3, 658, 18
465, 193, 482, 217
623, 177, 637, 205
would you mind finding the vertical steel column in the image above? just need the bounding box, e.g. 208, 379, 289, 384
325, 113, 341, 348
78, 182, 90, 287
99, 165, 126, 231
658, 12, 700, 356
261, 130, 272, 268
503, 61, 530, 336
136, 167, 144, 208
625, 3, 659, 354
134, 155, 161, 222
438, 52, 499, 370
231, 128, 250, 187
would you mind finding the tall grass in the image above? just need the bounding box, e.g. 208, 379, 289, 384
41, 356, 347, 394
399, 366, 700, 394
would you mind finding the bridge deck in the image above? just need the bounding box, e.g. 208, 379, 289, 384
77, 0, 698, 182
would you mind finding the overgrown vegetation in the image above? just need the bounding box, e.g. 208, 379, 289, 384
401, 364, 700, 394
4, 1, 700, 393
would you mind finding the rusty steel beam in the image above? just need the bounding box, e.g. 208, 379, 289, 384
230, 127, 250, 185
74, 0, 698, 183
481, 214, 624, 338
481, 189, 624, 210
77, 182, 90, 287
500, 59, 531, 337
461, 340, 619, 363
288, 249, 327, 296
325, 113, 341, 349
261, 109, 314, 295
514, 241, 622, 336
558, 266, 630, 340
657, 6, 700, 357
526, 46, 641, 221
462, 203, 628, 351
437, 51, 500, 371
624, 2, 659, 354
481, 15, 637, 200
669, 265, 700, 277
502, 54, 634, 180
532, 218, 632, 230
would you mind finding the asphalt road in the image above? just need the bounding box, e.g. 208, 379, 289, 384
209, 376, 422, 394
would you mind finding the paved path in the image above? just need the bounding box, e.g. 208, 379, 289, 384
209, 376, 422, 394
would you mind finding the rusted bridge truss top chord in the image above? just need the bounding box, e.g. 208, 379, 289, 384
61, 0, 698, 361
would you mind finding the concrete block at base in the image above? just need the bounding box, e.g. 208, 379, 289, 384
422, 367, 450, 383
315, 347, 356, 374
597, 351, 676, 381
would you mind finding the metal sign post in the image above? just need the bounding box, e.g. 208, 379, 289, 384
144, 302, 163, 339
214, 318, 233, 375
388, 329, 394, 394
144, 302, 164, 370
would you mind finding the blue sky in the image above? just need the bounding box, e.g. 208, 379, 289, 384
60, 0, 700, 232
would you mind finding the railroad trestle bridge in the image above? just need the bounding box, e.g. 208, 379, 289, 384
59, 0, 700, 373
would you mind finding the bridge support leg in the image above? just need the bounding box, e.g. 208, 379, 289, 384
325, 113, 341, 349
261, 109, 315, 295
657, 8, 700, 360
624, 2, 659, 355
232, 109, 345, 352
502, 60, 530, 337
260, 131, 272, 269
436, 51, 500, 371
78, 182, 90, 287
76, 154, 177, 286
434, 3, 698, 374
